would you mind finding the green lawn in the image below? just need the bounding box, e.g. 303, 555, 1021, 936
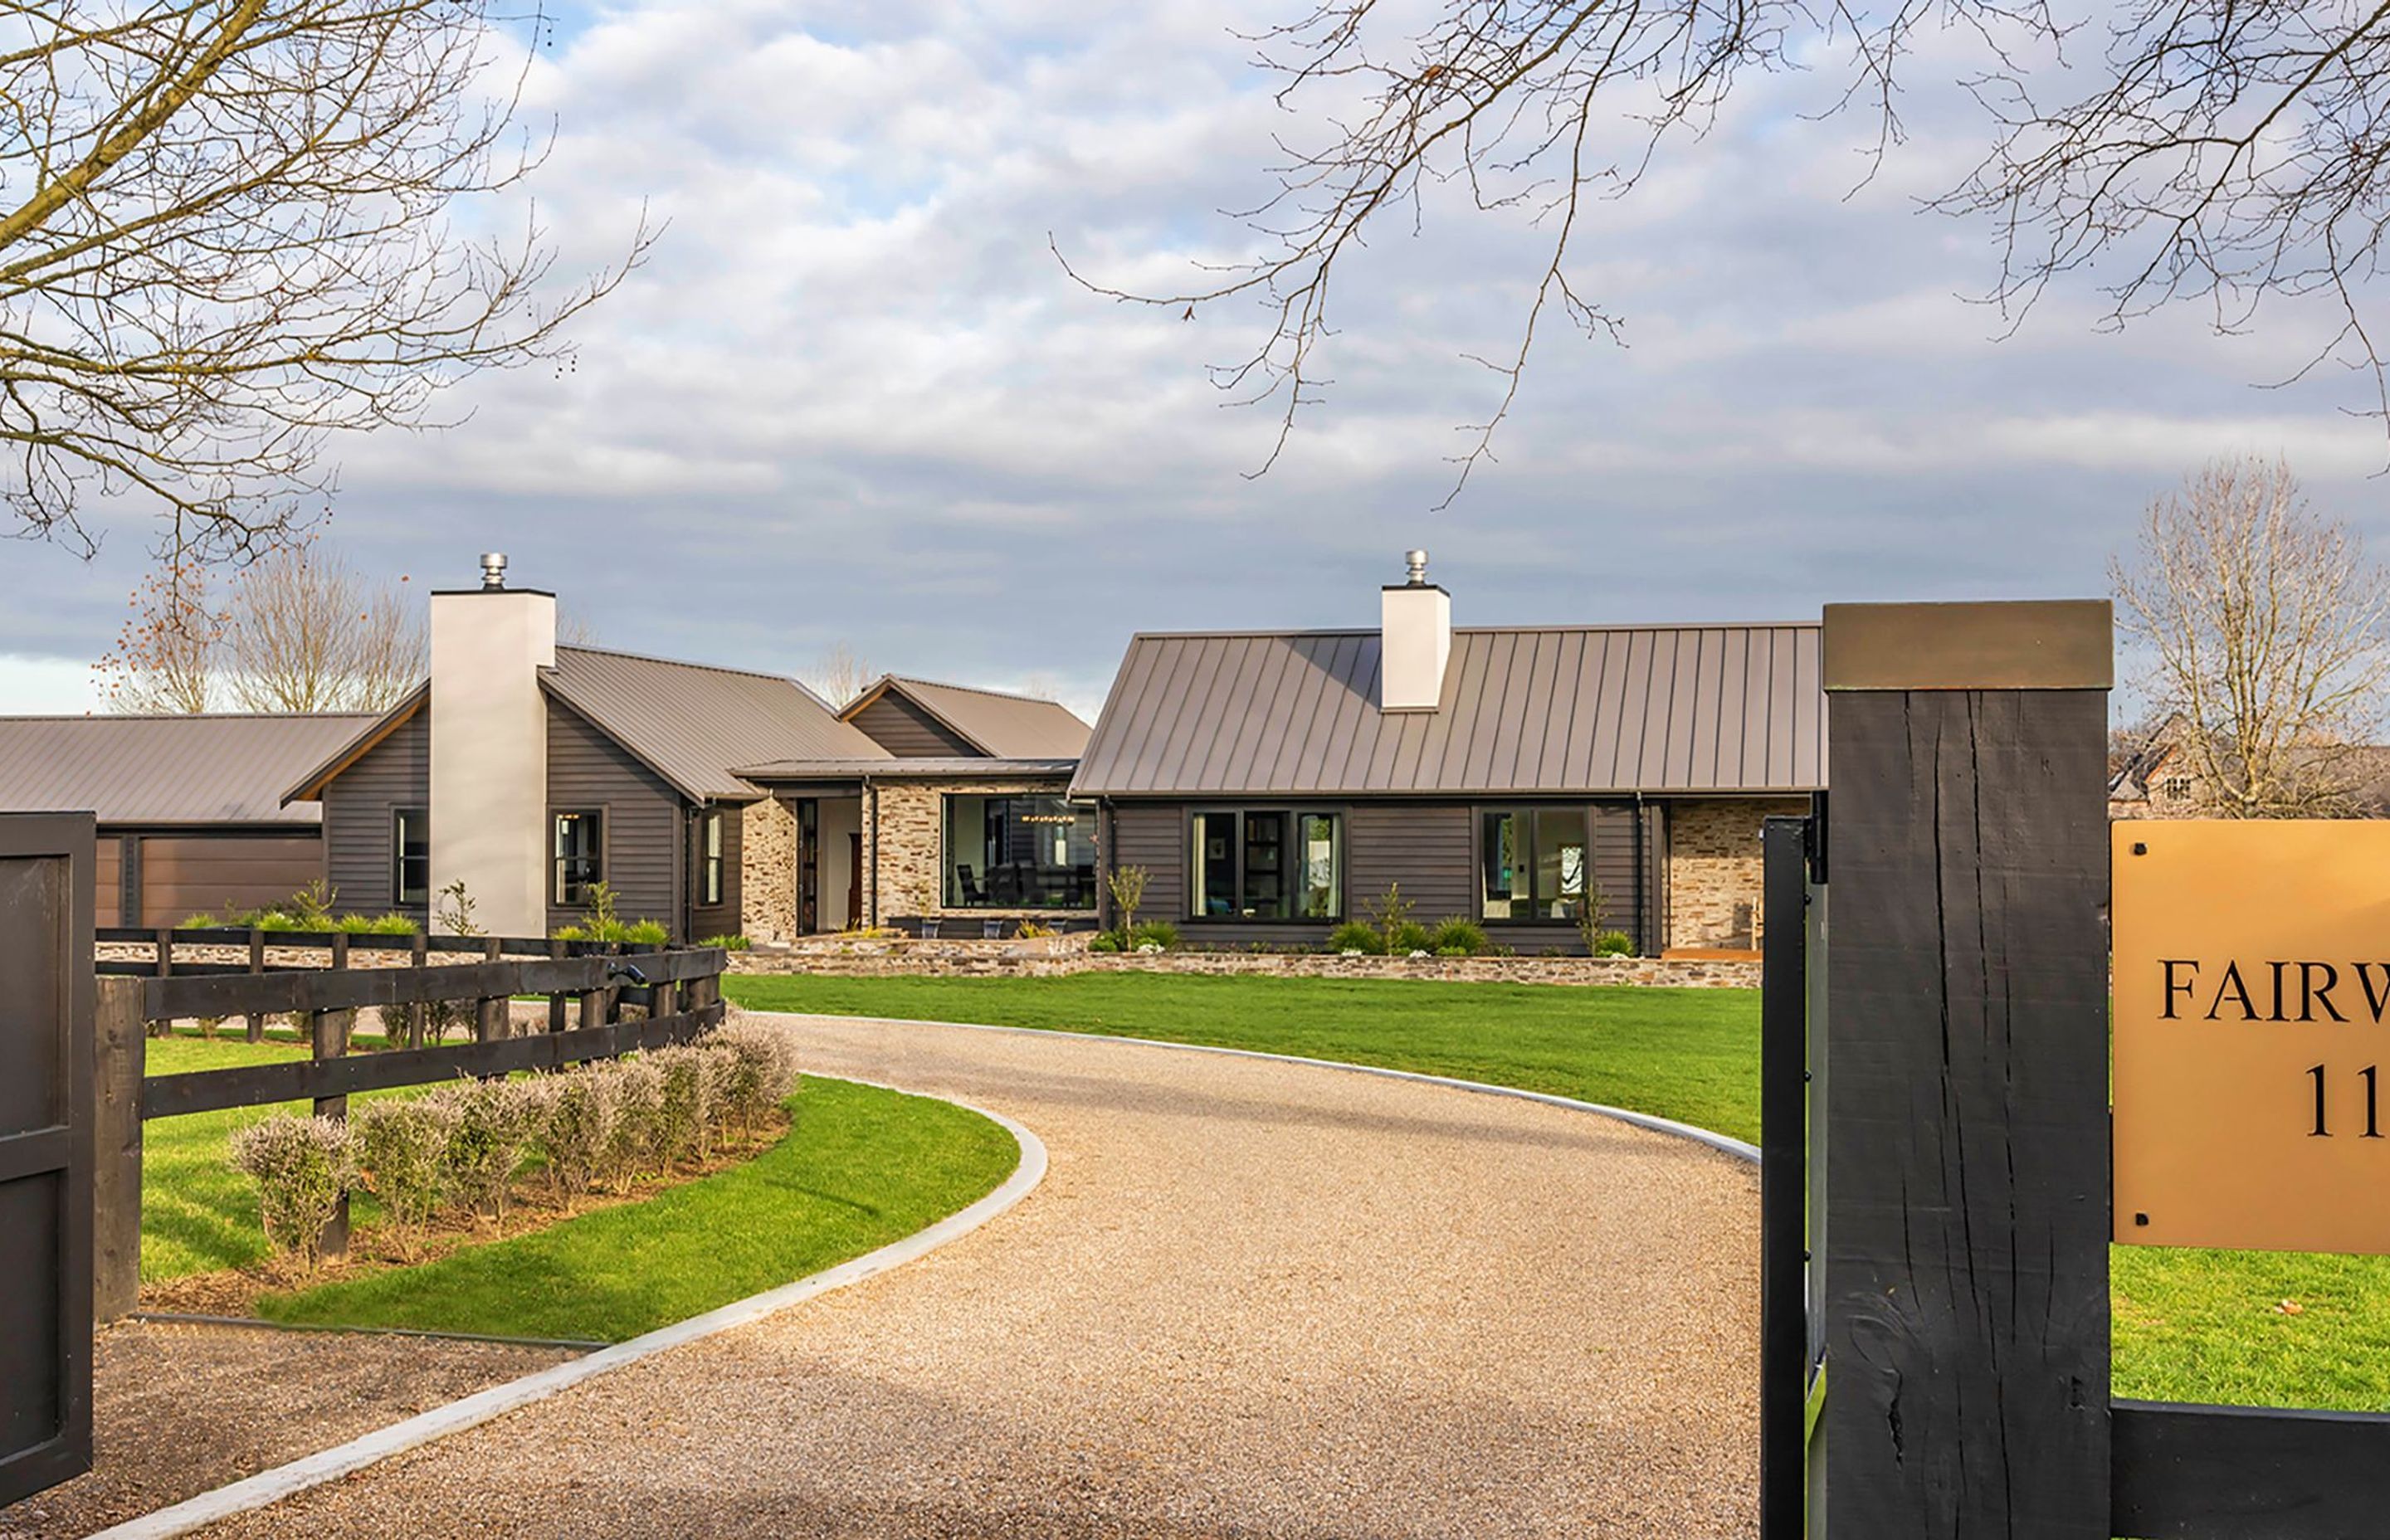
727, 972, 1763, 1142
725, 970, 2390, 1412
258, 1076, 1017, 1342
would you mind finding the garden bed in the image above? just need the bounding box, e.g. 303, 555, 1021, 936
737, 944, 1758, 987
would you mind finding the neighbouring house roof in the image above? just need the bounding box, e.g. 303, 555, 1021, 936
842, 675, 1090, 758
542, 646, 889, 802
0, 713, 377, 826
734, 757, 1081, 783
1071, 624, 1825, 798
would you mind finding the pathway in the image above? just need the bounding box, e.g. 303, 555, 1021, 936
202, 1014, 1760, 1538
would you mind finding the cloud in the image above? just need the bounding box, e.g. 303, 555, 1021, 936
3, 0, 2386, 719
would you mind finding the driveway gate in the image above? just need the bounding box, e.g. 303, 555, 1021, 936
1758, 601, 2390, 1539
0, 811, 95, 1508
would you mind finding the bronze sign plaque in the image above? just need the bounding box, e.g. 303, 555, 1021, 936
2114, 820, 2390, 1253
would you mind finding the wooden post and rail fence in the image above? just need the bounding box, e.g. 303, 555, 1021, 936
88, 929, 729, 1323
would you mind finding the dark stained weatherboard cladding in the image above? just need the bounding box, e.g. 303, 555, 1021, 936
320, 707, 429, 919
546, 698, 682, 935
1072, 625, 1825, 798
688, 803, 742, 939
847, 691, 977, 758
136, 833, 324, 927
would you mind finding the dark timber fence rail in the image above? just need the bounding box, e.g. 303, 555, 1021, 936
90, 941, 728, 1320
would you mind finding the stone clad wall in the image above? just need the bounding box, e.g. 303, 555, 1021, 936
1666, 797, 1809, 950
871, 779, 1093, 927
740, 796, 800, 944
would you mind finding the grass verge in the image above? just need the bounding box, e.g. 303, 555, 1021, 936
724, 970, 2390, 1411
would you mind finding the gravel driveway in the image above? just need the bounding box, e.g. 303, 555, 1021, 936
199, 1014, 1760, 1539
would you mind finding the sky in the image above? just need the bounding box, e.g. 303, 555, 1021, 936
2, 0, 2384, 721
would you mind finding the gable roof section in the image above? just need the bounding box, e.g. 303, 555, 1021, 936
283, 685, 428, 804
844, 675, 1090, 758
541, 646, 889, 802
1071, 624, 1825, 798
0, 713, 378, 826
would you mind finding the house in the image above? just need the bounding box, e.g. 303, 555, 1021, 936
284, 557, 1093, 941
1067, 553, 1824, 954
0, 712, 373, 926
2108, 714, 2390, 819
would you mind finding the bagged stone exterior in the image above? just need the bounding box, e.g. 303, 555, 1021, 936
739, 796, 801, 943
1666, 797, 1808, 949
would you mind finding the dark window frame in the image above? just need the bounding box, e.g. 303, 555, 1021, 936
551, 808, 606, 907
939, 793, 1100, 911
1473, 803, 1603, 926
1183, 806, 1346, 924
698, 809, 725, 908
392, 807, 430, 908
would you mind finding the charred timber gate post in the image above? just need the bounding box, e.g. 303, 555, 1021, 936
1812, 600, 2115, 1538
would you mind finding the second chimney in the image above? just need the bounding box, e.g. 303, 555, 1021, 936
428, 555, 557, 938
1380, 548, 1451, 711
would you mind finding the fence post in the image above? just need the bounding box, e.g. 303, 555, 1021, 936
93, 977, 144, 1323
152, 926, 171, 979
310, 1006, 351, 1260
407, 930, 428, 1049
548, 937, 568, 1033
244, 927, 266, 1043
477, 936, 505, 1042
1816, 601, 2113, 1537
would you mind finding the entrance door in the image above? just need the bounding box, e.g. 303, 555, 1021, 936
0, 812, 95, 1507
846, 833, 863, 928
795, 800, 818, 935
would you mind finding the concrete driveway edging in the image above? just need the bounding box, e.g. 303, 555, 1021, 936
792, 1011, 1762, 1167
80, 1082, 1048, 1540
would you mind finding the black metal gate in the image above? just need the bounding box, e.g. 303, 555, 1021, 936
0, 811, 95, 1507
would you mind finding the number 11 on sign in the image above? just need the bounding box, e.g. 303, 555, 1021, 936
2307, 1064, 2387, 1139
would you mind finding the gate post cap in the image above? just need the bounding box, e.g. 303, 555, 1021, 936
1822, 599, 2112, 690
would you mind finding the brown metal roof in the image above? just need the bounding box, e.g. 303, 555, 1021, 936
1070, 624, 1826, 797
0, 713, 377, 826
844, 675, 1090, 758
734, 757, 1080, 782
543, 646, 890, 802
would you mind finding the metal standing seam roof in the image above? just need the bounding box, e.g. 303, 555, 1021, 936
1069, 624, 1826, 797
844, 675, 1092, 758
0, 713, 378, 825
539, 646, 891, 802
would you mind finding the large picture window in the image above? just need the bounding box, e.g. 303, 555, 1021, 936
1191, 810, 1342, 920
943, 795, 1097, 909
554, 811, 603, 905
393, 808, 429, 907
1480, 807, 1590, 921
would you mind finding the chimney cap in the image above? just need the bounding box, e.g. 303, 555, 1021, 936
479, 553, 508, 591
1403, 549, 1429, 585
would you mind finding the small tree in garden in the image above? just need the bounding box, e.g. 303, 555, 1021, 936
1572, 880, 1615, 958
229, 1114, 354, 1270
352, 1098, 458, 1260
1362, 882, 1420, 956
1106, 865, 1150, 948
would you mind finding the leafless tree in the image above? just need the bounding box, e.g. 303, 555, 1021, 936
218, 544, 423, 711
803, 641, 874, 709
95, 558, 219, 711
2112, 456, 2390, 817
1071, 0, 2390, 495
0, 2, 654, 566
98, 539, 424, 712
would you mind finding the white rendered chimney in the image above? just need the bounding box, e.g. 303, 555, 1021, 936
1380, 548, 1451, 712
428, 554, 556, 937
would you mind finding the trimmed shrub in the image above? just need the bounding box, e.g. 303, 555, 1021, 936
1388, 919, 1433, 956
1326, 920, 1383, 955
540, 1067, 619, 1198
1087, 931, 1123, 953
695, 933, 753, 951
1593, 929, 1636, 957
437, 1079, 540, 1219
1427, 917, 1487, 956
229, 1114, 354, 1269
1129, 919, 1179, 951
351, 1098, 458, 1258
715, 1021, 801, 1136
602, 1059, 664, 1189
651, 1045, 729, 1167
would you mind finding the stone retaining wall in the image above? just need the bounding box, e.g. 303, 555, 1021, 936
733, 943, 1757, 989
